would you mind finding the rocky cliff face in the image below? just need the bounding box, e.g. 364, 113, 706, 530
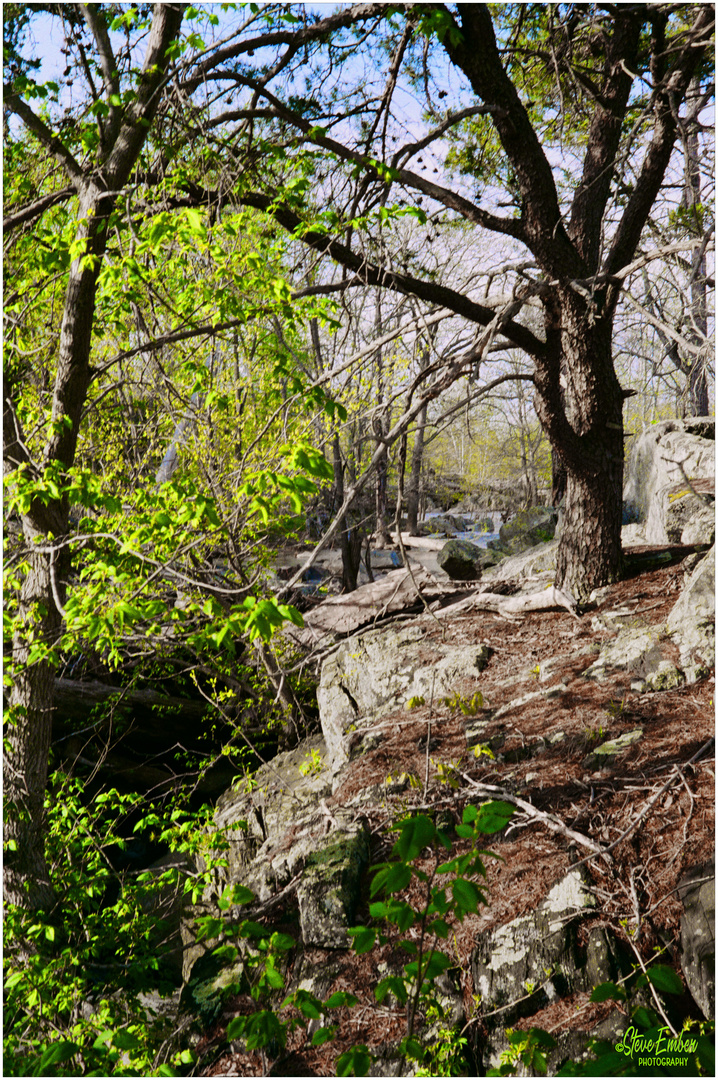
177, 539, 715, 1076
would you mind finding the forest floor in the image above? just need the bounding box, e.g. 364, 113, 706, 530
200, 550, 714, 1076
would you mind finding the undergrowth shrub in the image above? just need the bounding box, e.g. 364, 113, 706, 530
3, 773, 221, 1076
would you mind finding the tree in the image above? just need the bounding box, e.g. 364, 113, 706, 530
4, 3, 188, 911
182, 2, 711, 597
3, 3, 342, 910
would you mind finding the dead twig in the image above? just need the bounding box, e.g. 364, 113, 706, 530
624, 933, 679, 1038
570, 737, 714, 872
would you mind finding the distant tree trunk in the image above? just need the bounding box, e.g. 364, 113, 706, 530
406, 404, 427, 535
682, 75, 709, 417
406, 345, 430, 534
333, 433, 361, 592
373, 413, 392, 549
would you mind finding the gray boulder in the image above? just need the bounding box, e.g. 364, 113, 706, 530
296, 827, 371, 948
666, 492, 715, 546
418, 514, 463, 536
473, 869, 630, 1070
681, 502, 715, 546
666, 545, 714, 678
488, 539, 558, 582
473, 514, 496, 533
623, 417, 714, 544
437, 538, 483, 580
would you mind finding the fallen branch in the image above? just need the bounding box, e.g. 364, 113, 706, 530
457, 772, 611, 862
498, 584, 580, 620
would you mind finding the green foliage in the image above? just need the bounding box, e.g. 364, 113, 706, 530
442, 690, 484, 715
187, 802, 513, 1075
343, 802, 514, 1074
298, 747, 323, 776
415, 1005, 470, 1077
3, 775, 228, 1076
490, 968, 715, 1077
489, 1026, 558, 1076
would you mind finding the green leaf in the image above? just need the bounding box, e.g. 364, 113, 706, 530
337, 1044, 372, 1076
696, 1034, 715, 1074
269, 931, 295, 952
633, 1005, 659, 1029
348, 926, 376, 954
370, 862, 411, 896
469, 801, 515, 834
112, 1030, 141, 1050
451, 877, 483, 915
645, 964, 684, 995
311, 1024, 337, 1046
228, 883, 255, 905
263, 964, 285, 989
375, 975, 408, 1005
325, 991, 359, 1009
37, 1041, 80, 1073
427, 917, 451, 938
402, 1036, 425, 1061
394, 814, 435, 861
589, 980, 626, 1003
226, 1017, 246, 1041
415, 950, 452, 981
292, 989, 323, 1018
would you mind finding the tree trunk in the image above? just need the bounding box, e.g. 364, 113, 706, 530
537, 298, 625, 601
373, 414, 392, 549
682, 75, 709, 417
406, 406, 427, 535
3, 4, 186, 911
333, 433, 361, 592
555, 435, 625, 600
406, 345, 430, 534
4, 549, 61, 911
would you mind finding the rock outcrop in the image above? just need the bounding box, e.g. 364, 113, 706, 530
585, 546, 714, 689
317, 624, 491, 775
176, 540, 715, 1075
679, 861, 715, 1021
623, 417, 714, 545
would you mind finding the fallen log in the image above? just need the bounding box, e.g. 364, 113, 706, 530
431, 583, 579, 621
285, 565, 462, 648
53, 678, 211, 732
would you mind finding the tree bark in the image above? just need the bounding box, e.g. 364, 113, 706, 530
4, 552, 61, 911
682, 75, 710, 417
333, 433, 361, 592
535, 296, 626, 599
373, 413, 392, 549
406, 403, 427, 535
4, 3, 186, 911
